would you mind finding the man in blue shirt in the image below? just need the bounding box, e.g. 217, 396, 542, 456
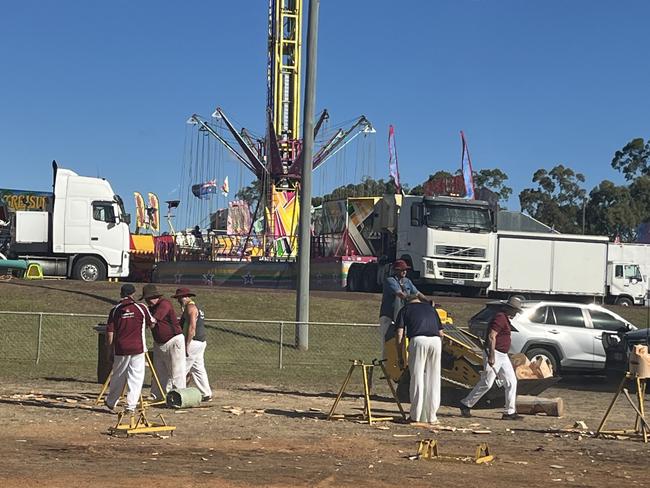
395, 294, 444, 424
379, 259, 430, 359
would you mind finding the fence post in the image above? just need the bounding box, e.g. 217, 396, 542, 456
278, 322, 284, 370
36, 313, 43, 365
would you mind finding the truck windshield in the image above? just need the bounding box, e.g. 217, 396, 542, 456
424, 204, 492, 233
624, 264, 643, 281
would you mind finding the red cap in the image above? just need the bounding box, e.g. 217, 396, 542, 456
392, 259, 411, 271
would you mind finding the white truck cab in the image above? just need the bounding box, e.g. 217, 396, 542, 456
7, 161, 131, 281
607, 261, 646, 306
397, 195, 494, 296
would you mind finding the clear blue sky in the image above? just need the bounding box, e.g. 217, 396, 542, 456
2, 0, 649, 224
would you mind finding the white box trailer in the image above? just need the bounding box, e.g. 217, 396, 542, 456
491, 231, 609, 298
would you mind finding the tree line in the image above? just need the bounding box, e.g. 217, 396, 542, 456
234, 138, 650, 241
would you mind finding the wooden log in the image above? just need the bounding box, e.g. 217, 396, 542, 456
516, 395, 564, 417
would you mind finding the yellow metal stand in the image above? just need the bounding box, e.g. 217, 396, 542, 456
417, 439, 440, 459
109, 394, 176, 437
596, 373, 649, 443
327, 359, 406, 425
415, 439, 494, 463
96, 352, 167, 407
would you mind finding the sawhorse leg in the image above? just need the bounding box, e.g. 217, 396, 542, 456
596, 373, 628, 436
327, 362, 356, 420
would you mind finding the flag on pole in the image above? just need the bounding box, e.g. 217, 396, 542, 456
221, 176, 229, 197
191, 179, 218, 199
388, 125, 402, 192
460, 131, 475, 200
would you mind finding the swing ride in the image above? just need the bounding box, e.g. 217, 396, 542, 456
150, 0, 377, 287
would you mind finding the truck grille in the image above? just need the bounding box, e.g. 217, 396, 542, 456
435, 245, 486, 258
438, 262, 482, 271
441, 271, 478, 280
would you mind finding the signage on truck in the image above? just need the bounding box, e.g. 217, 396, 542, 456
0, 189, 52, 213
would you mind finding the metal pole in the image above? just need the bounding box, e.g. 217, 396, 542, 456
278, 322, 284, 369
295, 0, 320, 351
36, 313, 43, 364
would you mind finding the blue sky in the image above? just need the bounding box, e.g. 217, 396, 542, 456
1, 1, 649, 226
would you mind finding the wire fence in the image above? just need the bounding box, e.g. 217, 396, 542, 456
0, 311, 382, 389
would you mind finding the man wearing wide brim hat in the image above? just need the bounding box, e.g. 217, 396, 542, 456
460, 296, 523, 420
173, 288, 213, 402
378, 259, 431, 360
141, 284, 187, 400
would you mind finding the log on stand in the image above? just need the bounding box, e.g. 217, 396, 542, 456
516, 395, 564, 417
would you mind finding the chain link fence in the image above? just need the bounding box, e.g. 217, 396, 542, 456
0, 311, 382, 390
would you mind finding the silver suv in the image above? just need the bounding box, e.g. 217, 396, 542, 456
468, 301, 637, 374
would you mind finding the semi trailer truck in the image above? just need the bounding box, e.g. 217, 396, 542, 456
487, 231, 646, 306
0, 161, 131, 281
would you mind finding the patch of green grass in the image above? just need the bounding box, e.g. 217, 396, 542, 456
1, 279, 647, 389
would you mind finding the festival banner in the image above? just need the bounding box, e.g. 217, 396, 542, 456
460, 130, 476, 199
388, 125, 401, 192
147, 192, 160, 233
134, 191, 147, 229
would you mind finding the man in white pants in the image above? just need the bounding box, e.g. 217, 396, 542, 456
141, 284, 187, 400
460, 297, 523, 420
105, 284, 154, 413
173, 287, 212, 401
395, 295, 444, 424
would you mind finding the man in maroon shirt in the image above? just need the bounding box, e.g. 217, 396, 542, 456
105, 284, 154, 413
141, 284, 187, 400
459, 297, 523, 420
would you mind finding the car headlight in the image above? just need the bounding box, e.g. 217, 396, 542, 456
426, 260, 435, 276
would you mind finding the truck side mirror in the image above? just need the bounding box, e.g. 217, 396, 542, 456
122, 214, 131, 226
411, 203, 423, 226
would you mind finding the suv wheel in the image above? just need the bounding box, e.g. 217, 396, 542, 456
525, 347, 558, 376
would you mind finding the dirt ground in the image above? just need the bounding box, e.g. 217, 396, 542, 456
1, 377, 650, 488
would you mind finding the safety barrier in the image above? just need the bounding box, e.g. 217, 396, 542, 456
0, 311, 380, 388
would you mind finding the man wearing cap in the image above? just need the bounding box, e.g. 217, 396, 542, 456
105, 284, 154, 413
395, 294, 444, 424
141, 284, 187, 400
459, 297, 523, 420
378, 259, 430, 359
173, 287, 212, 401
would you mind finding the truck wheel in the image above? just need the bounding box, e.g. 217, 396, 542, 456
615, 297, 633, 307
346, 264, 360, 292
525, 347, 558, 376
362, 263, 380, 293
72, 256, 107, 282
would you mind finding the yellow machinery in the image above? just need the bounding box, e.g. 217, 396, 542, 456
385, 306, 558, 406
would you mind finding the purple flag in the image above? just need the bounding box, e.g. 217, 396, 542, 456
460, 131, 475, 199
388, 125, 401, 192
